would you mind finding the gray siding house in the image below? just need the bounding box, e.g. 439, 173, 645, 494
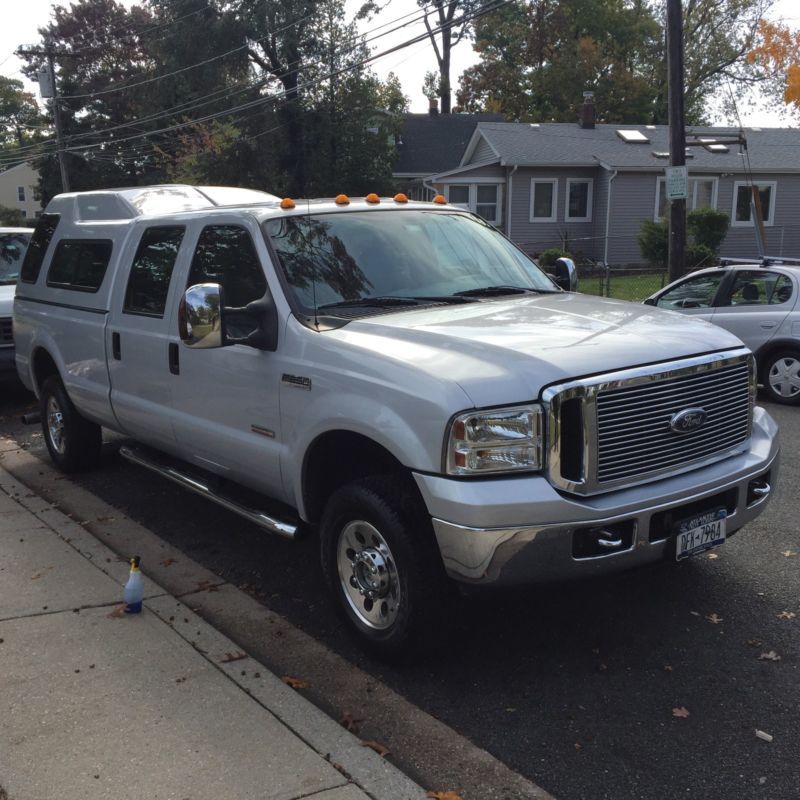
425, 121, 800, 266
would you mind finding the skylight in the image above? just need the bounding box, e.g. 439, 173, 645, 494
652, 150, 694, 158
699, 137, 729, 153
616, 129, 650, 143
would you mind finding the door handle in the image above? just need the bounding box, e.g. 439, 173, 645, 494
112, 332, 121, 360
760, 322, 777, 329
168, 342, 180, 375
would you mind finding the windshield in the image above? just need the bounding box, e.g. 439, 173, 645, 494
263, 210, 555, 312
0, 232, 31, 286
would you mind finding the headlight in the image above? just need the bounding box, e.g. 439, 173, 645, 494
445, 404, 544, 475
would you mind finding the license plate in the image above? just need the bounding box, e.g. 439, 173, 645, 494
675, 508, 726, 561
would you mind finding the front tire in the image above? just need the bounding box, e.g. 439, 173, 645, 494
40, 376, 103, 472
761, 350, 800, 405
320, 476, 457, 659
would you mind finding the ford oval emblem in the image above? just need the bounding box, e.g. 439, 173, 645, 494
670, 408, 707, 434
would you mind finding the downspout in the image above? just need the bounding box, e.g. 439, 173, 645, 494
604, 167, 618, 266
506, 165, 518, 237
423, 178, 437, 200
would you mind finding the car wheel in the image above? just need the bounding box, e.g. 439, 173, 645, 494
762, 350, 800, 405
40, 376, 103, 471
320, 475, 457, 659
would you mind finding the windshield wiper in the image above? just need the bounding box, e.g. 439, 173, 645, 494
453, 285, 556, 297
317, 296, 423, 310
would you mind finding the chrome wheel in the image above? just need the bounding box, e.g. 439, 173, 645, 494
768, 356, 800, 399
46, 396, 66, 455
336, 520, 401, 630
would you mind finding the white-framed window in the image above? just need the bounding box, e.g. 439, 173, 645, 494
17, 186, 25, 202
732, 181, 776, 227
530, 179, 558, 223
654, 176, 717, 219
565, 178, 593, 222
444, 182, 503, 225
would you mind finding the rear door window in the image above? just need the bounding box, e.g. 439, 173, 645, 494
47, 239, 113, 292
20, 213, 60, 284
123, 226, 185, 317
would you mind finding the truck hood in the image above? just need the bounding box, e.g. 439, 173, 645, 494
330, 292, 746, 407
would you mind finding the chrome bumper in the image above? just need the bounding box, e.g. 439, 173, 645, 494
416, 406, 779, 585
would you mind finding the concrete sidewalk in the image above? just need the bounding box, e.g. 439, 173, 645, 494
0, 464, 427, 800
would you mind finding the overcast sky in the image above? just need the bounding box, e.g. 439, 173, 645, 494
1, 0, 798, 122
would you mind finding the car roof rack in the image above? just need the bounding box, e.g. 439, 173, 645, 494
719, 256, 800, 268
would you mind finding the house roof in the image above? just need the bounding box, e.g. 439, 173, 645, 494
456, 123, 800, 173
394, 112, 504, 176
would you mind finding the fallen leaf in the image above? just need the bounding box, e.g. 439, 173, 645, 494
672, 707, 690, 718
95, 515, 115, 523
361, 739, 390, 757
281, 675, 308, 689
755, 729, 774, 742
746, 638, 763, 647
706, 552, 719, 560
759, 650, 781, 662
689, 611, 701, 617
106, 604, 127, 619
782, 550, 797, 558
30, 566, 54, 580
664, 665, 673, 672
777, 611, 796, 620
598, 662, 608, 671
574, 742, 582, 751
426, 793, 464, 800
339, 711, 364, 734
160, 558, 177, 567
220, 651, 248, 663
706, 613, 724, 624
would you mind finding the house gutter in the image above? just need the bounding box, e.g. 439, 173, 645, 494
599, 161, 618, 266
506, 165, 518, 237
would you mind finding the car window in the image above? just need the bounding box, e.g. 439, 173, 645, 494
656, 271, 726, 309
187, 225, 267, 307
46, 239, 113, 293
124, 226, 185, 317
769, 274, 793, 305
20, 214, 59, 284
0, 232, 31, 286
719, 270, 783, 307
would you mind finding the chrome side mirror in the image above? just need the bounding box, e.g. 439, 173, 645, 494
179, 283, 225, 349
554, 257, 579, 292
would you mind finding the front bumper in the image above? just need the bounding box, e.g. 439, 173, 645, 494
414, 406, 779, 585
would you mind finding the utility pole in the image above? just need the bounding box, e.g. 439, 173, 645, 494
19, 45, 71, 193
666, 0, 685, 283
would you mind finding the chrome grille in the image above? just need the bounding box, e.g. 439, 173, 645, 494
544, 351, 754, 495
596, 360, 751, 484
0, 317, 12, 345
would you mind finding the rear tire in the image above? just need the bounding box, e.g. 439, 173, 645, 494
40, 376, 102, 472
320, 475, 458, 659
761, 350, 800, 405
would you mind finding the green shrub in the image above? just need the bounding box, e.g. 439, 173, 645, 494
685, 243, 715, 271
637, 219, 668, 268
0, 205, 26, 227
538, 247, 572, 267
687, 207, 729, 253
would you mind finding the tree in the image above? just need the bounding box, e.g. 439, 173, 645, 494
748, 19, 800, 114
457, 0, 771, 124
419, 0, 483, 114
0, 77, 44, 150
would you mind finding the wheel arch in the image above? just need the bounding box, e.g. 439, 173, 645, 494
301, 430, 416, 524
31, 346, 61, 395
754, 339, 800, 379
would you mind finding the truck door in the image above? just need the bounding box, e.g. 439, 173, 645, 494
169, 222, 285, 501
106, 224, 187, 448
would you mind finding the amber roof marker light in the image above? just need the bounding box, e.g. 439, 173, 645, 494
335, 194, 350, 205
433, 194, 447, 204
393, 193, 408, 203
366, 193, 380, 204
280, 197, 296, 210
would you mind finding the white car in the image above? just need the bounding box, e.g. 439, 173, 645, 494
0, 227, 33, 375
645, 262, 800, 404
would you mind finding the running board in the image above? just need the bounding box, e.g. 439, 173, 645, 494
118, 445, 298, 540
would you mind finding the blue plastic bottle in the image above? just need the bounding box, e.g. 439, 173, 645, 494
123, 556, 144, 613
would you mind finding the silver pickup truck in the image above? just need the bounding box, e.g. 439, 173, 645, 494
13, 185, 779, 656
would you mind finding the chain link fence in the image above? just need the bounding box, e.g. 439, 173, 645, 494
577, 264, 669, 302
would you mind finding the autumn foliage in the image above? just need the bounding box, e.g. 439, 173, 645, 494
748, 20, 800, 110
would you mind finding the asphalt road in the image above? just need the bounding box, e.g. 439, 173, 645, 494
1, 379, 798, 800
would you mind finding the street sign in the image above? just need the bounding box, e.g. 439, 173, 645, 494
665, 166, 688, 200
